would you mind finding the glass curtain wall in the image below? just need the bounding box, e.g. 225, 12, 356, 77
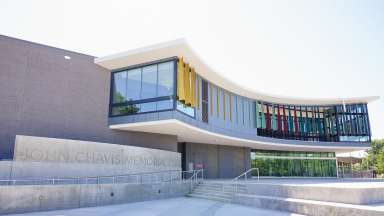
251, 150, 337, 177
110, 60, 175, 116
109, 57, 372, 143
256, 102, 371, 142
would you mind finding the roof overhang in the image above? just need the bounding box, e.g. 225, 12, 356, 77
110, 119, 369, 153
95, 39, 379, 105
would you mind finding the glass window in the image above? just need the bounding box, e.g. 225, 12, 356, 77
141, 65, 157, 99
177, 101, 195, 117
126, 68, 141, 101
113, 71, 127, 103
140, 102, 157, 113
111, 104, 140, 116
157, 99, 173, 110
157, 61, 174, 97
110, 60, 176, 117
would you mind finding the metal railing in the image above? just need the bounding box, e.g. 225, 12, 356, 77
233, 168, 259, 182
187, 169, 204, 192
232, 168, 259, 193
0, 169, 204, 187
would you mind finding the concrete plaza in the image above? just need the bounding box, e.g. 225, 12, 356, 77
7, 197, 301, 216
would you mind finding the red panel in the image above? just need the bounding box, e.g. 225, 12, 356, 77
266, 105, 271, 130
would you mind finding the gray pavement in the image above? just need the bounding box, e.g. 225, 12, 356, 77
6, 197, 302, 216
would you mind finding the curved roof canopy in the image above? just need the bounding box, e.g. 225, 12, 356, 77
95, 39, 379, 105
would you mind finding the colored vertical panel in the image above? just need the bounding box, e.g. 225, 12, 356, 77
261, 102, 266, 129
283, 106, 287, 133
183, 63, 191, 105
223, 91, 226, 120
210, 84, 213, 114
229, 93, 233, 122
277, 105, 281, 131
216, 87, 220, 118
255, 101, 259, 128
190, 67, 196, 107
266, 104, 271, 130
289, 106, 294, 133
294, 106, 299, 134
177, 58, 185, 102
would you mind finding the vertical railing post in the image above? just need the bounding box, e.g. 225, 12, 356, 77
257, 168, 260, 181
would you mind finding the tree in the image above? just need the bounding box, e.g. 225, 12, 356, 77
113, 93, 140, 115
376, 147, 384, 174
362, 139, 384, 174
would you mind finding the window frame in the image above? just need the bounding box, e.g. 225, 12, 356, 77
109, 57, 178, 117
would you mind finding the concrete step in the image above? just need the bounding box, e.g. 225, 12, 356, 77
191, 191, 232, 199
199, 183, 247, 188
196, 183, 246, 189
187, 193, 231, 203
194, 186, 246, 194
193, 188, 233, 196
233, 193, 384, 216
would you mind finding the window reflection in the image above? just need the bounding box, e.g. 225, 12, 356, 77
110, 60, 175, 116
251, 150, 337, 177
113, 71, 127, 103
157, 61, 174, 97
126, 68, 141, 101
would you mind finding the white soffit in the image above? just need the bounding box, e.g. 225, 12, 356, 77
95, 39, 379, 105
110, 119, 368, 154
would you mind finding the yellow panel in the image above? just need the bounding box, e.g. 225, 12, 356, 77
190, 67, 196, 107
184, 63, 191, 105
229, 93, 232, 122
177, 57, 185, 102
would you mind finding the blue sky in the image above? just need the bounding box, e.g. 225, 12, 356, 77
1, 0, 383, 139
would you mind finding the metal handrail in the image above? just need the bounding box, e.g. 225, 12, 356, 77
233, 168, 259, 182
187, 169, 204, 192
232, 168, 259, 193
0, 169, 202, 186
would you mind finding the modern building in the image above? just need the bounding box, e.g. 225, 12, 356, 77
0, 35, 379, 178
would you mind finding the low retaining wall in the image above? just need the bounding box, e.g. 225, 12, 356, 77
243, 183, 384, 205
1, 135, 181, 179
0, 182, 189, 215
232, 194, 384, 216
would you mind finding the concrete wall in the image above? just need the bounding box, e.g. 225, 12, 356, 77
0, 35, 177, 159
0, 182, 189, 215
0, 135, 181, 178
185, 142, 251, 178
243, 183, 384, 205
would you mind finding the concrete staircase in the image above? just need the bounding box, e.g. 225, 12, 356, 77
187, 181, 246, 202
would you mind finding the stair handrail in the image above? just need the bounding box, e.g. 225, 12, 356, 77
187, 169, 203, 192
233, 167, 259, 182
232, 168, 259, 193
